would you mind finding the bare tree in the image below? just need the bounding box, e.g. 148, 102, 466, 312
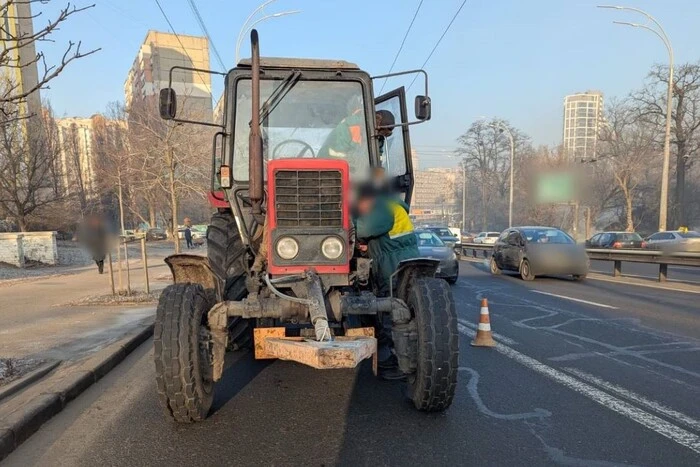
632, 62, 700, 227
455, 120, 528, 230
0, 0, 99, 122
0, 102, 63, 230
599, 99, 658, 232
127, 98, 211, 252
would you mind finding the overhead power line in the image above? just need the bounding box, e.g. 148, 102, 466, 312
186, 0, 226, 71
153, 0, 211, 92
408, 0, 468, 91
378, 0, 424, 95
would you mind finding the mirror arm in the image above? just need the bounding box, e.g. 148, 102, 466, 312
371, 69, 429, 98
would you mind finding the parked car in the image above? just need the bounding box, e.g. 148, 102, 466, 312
473, 231, 500, 244
414, 230, 459, 284
146, 228, 167, 241
586, 231, 644, 249
425, 226, 459, 249
644, 230, 700, 252
490, 226, 588, 281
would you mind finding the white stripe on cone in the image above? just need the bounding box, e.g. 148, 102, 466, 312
480, 307, 489, 315
478, 323, 491, 331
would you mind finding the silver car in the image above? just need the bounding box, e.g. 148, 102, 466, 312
644, 230, 700, 252
415, 230, 459, 284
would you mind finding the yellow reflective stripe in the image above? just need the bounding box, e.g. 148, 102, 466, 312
388, 202, 414, 239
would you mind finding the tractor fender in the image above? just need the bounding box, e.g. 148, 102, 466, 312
390, 257, 440, 300
164, 254, 221, 298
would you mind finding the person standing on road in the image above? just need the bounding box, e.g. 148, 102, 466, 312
79, 215, 108, 274
184, 225, 193, 249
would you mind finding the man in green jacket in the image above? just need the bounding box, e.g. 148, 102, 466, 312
355, 184, 419, 296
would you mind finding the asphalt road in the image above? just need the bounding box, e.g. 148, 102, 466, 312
6, 261, 700, 466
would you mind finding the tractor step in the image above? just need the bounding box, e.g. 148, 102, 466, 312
253, 327, 377, 372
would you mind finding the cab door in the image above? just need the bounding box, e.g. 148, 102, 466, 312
375, 87, 413, 203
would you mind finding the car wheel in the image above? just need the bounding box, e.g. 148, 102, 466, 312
520, 259, 535, 281
489, 256, 501, 275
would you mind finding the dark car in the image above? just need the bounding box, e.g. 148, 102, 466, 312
425, 226, 459, 249
415, 230, 459, 284
490, 226, 588, 281
586, 231, 644, 249
146, 228, 167, 241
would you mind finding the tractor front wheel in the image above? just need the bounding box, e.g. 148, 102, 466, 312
154, 283, 215, 423
406, 277, 459, 412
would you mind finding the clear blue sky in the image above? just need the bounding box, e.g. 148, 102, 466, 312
39, 0, 700, 167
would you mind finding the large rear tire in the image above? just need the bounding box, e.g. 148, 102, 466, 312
154, 283, 214, 423
206, 210, 251, 349
406, 277, 459, 412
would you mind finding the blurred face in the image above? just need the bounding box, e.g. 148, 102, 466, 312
375, 113, 393, 138
356, 196, 375, 215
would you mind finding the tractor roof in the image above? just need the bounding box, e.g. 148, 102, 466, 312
237, 57, 360, 70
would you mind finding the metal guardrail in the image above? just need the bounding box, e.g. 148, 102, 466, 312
459, 243, 700, 282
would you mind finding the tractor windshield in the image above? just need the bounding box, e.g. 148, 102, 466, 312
232, 78, 371, 181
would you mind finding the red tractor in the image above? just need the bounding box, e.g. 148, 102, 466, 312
155, 31, 458, 422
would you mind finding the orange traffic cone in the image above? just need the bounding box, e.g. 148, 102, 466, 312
471, 298, 496, 347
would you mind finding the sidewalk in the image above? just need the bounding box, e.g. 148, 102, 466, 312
1, 243, 175, 364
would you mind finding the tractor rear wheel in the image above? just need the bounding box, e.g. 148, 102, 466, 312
154, 283, 214, 423
206, 210, 251, 350
406, 277, 459, 412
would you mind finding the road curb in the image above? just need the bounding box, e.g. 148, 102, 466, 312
0, 360, 61, 403
0, 323, 154, 461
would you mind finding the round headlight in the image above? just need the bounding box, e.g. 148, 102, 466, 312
276, 237, 299, 260
321, 237, 344, 260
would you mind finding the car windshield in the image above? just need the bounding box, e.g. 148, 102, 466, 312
521, 228, 574, 244
619, 233, 642, 241
415, 232, 444, 247
679, 231, 700, 238
232, 78, 371, 182
430, 228, 452, 237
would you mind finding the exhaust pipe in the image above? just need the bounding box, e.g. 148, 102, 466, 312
249, 29, 264, 223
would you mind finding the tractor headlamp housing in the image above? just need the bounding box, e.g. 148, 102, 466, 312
321, 236, 344, 260
276, 237, 299, 260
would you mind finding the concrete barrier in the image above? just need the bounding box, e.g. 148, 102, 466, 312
0, 232, 58, 267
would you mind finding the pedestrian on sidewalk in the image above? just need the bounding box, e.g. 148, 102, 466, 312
79, 215, 108, 274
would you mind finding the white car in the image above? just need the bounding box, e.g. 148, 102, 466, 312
473, 231, 501, 244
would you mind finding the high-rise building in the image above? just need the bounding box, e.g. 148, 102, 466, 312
1, 1, 41, 117
55, 115, 126, 199
124, 31, 212, 119
563, 91, 604, 162
411, 167, 460, 223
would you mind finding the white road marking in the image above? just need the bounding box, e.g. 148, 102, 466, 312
563, 368, 700, 432
530, 290, 618, 309
457, 323, 700, 454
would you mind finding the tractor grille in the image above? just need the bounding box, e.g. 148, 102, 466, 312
274, 170, 343, 227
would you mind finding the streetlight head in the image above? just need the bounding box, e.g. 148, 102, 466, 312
597, 5, 624, 10
613, 20, 641, 28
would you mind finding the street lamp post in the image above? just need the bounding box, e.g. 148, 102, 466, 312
598, 5, 674, 231
235, 1, 301, 64
490, 122, 515, 228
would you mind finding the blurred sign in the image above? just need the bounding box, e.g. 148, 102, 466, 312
536, 172, 576, 203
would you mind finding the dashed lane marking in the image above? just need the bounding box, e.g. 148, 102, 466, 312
457, 323, 700, 455
530, 290, 618, 309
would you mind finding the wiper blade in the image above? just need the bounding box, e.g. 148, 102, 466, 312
254, 70, 302, 126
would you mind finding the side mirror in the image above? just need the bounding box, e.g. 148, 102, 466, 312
159, 88, 177, 120
415, 95, 431, 121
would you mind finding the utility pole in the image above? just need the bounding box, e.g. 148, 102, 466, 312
598, 5, 674, 231
461, 162, 467, 232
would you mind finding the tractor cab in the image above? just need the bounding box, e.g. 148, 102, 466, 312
154, 31, 457, 423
